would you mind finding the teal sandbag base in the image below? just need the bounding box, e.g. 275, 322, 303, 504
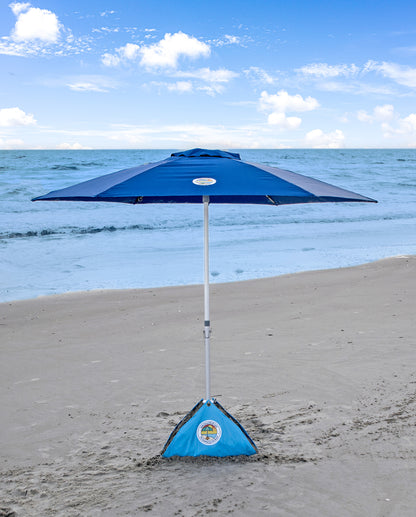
161, 399, 257, 458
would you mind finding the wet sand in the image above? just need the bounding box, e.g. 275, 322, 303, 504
1, 256, 415, 516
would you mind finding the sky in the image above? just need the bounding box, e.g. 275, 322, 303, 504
1, 0, 416, 149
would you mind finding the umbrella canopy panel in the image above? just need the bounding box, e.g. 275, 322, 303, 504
33, 148, 376, 205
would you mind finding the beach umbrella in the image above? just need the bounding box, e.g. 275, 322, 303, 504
33, 148, 376, 457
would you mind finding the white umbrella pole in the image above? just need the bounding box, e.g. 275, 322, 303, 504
203, 195, 211, 401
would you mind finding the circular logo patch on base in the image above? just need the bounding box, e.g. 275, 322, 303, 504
196, 420, 222, 445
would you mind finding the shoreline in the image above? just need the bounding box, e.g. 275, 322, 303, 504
1, 254, 415, 515
2, 254, 413, 305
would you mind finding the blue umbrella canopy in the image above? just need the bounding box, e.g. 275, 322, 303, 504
33, 148, 376, 205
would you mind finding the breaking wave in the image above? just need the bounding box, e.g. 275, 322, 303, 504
0, 224, 156, 240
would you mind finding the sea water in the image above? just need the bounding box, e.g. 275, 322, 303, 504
0, 149, 415, 302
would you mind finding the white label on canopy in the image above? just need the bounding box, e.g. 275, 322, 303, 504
192, 177, 216, 186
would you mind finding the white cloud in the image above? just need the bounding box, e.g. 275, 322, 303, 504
145, 73, 231, 96
357, 104, 395, 123
298, 63, 359, 78
142, 67, 237, 96
10, 2, 31, 15
36, 74, 117, 93
101, 43, 141, 67
56, 142, 91, 149
357, 103, 416, 141
167, 81, 193, 93
92, 26, 120, 34
197, 84, 226, 96
0, 107, 36, 127
244, 66, 276, 84
318, 80, 395, 96
383, 112, 416, 138
67, 82, 104, 92
260, 90, 319, 113
223, 35, 240, 45
373, 104, 395, 122
0, 137, 25, 149
296, 60, 416, 95
305, 129, 345, 148
399, 113, 416, 133
372, 61, 416, 88
0, 3, 90, 57
357, 60, 416, 88
211, 34, 242, 47
357, 110, 372, 123
267, 112, 302, 129
259, 90, 319, 128
102, 33, 210, 69
120, 42, 140, 60
100, 10, 115, 17
140, 31, 210, 69
105, 122, 279, 149
174, 68, 237, 95
175, 67, 237, 83
10, 3, 60, 43
101, 52, 121, 67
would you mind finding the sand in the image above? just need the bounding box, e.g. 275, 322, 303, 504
1, 255, 415, 516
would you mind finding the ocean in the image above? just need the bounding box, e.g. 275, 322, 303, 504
1, 149, 415, 302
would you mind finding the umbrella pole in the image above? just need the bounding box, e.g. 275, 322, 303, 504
203, 195, 211, 401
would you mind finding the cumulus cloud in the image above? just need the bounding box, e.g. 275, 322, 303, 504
382, 112, 416, 138
357, 103, 416, 141
259, 90, 319, 128
101, 43, 141, 67
0, 3, 90, 57
260, 90, 319, 114
267, 112, 302, 129
103, 32, 210, 70
398, 113, 416, 132
357, 104, 395, 123
10, 2, 31, 15
305, 129, 345, 148
0, 107, 36, 127
101, 52, 121, 67
9, 2, 60, 42
140, 32, 209, 68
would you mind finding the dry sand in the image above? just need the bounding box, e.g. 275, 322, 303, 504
1, 255, 415, 516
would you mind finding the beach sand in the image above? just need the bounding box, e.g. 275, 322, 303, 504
1, 255, 415, 516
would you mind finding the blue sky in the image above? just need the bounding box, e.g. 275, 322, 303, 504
1, 0, 416, 149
